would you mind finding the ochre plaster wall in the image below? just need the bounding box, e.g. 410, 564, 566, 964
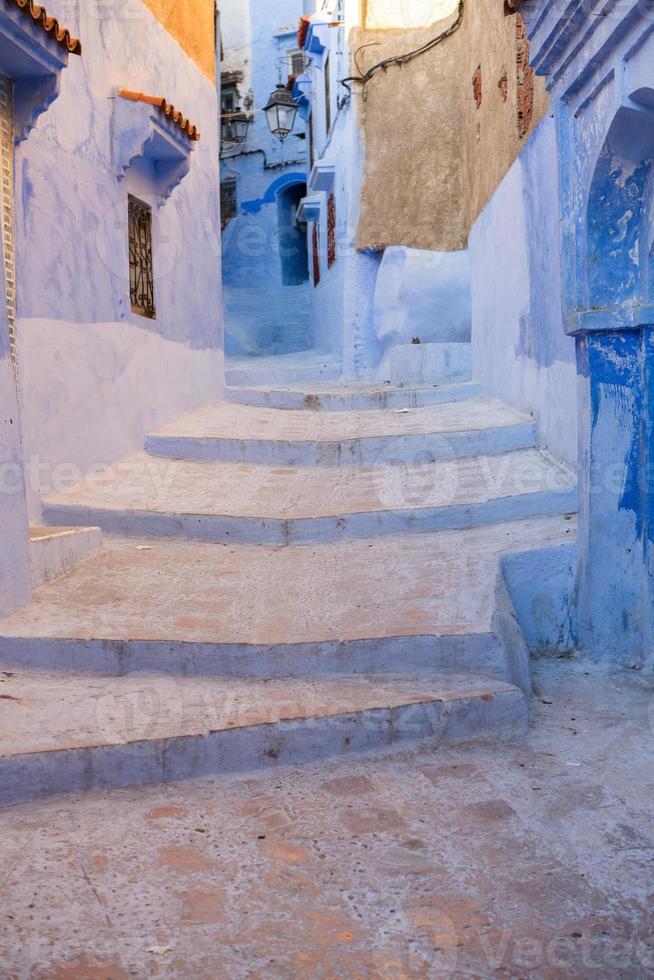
356, 0, 547, 251
140, 0, 216, 81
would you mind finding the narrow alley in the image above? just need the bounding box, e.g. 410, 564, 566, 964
0, 0, 652, 977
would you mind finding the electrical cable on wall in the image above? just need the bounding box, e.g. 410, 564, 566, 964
340, 0, 464, 102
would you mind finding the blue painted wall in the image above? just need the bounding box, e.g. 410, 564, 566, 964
470, 114, 578, 468
0, 280, 31, 617
0, 5, 71, 614
519, 2, 654, 667
502, 545, 578, 657
12, 0, 224, 518
220, 0, 311, 357
295, 6, 382, 376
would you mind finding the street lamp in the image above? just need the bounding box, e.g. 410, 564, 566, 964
221, 108, 251, 145
263, 84, 299, 141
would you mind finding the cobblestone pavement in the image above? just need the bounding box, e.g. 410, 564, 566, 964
0, 659, 652, 979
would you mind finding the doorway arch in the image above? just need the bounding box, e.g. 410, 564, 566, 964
277, 181, 309, 286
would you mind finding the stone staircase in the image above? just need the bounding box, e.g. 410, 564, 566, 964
225, 350, 342, 388
0, 378, 577, 806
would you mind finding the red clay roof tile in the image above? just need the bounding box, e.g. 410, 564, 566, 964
298, 15, 311, 49
7, 0, 82, 55
118, 89, 201, 142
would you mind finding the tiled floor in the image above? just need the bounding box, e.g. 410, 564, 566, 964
0, 659, 651, 979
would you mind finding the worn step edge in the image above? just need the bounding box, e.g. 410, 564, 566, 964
42, 486, 578, 546
225, 382, 484, 412
29, 526, 103, 588
0, 632, 506, 681
145, 422, 537, 466
0, 687, 527, 807
225, 357, 342, 388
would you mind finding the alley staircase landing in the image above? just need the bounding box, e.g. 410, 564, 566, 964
0, 378, 577, 806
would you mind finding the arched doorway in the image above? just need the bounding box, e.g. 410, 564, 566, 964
574, 92, 654, 663
277, 181, 309, 286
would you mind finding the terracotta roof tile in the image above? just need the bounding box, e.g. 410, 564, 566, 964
298, 15, 311, 49
7, 0, 82, 55
118, 89, 201, 142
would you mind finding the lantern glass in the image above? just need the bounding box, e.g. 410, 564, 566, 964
278, 104, 296, 134
264, 103, 279, 134
232, 113, 250, 143
264, 85, 299, 139
222, 108, 250, 146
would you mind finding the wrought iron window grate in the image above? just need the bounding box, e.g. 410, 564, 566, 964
128, 195, 156, 319
221, 177, 238, 226
288, 49, 307, 76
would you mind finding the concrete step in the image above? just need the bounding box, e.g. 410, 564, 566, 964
28, 525, 102, 588
42, 449, 577, 546
226, 351, 342, 387
0, 667, 527, 806
226, 380, 483, 412
0, 517, 575, 680
145, 396, 537, 466
388, 342, 472, 386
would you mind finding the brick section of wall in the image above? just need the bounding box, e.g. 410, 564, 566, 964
516, 15, 534, 138
327, 194, 336, 270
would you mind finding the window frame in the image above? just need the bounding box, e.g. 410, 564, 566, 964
221, 84, 239, 114
220, 176, 238, 227
128, 194, 156, 320
287, 48, 306, 77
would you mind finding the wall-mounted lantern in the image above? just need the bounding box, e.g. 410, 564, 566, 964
263, 84, 298, 141
221, 108, 251, 145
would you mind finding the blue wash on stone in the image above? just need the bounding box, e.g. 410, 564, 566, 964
220, 0, 311, 356
240, 171, 307, 215
513, 2, 654, 665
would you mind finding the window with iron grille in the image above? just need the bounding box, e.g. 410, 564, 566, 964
221, 177, 238, 227
288, 48, 306, 77
128, 195, 156, 319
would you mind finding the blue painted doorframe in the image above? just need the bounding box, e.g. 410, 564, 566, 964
524, 2, 654, 666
